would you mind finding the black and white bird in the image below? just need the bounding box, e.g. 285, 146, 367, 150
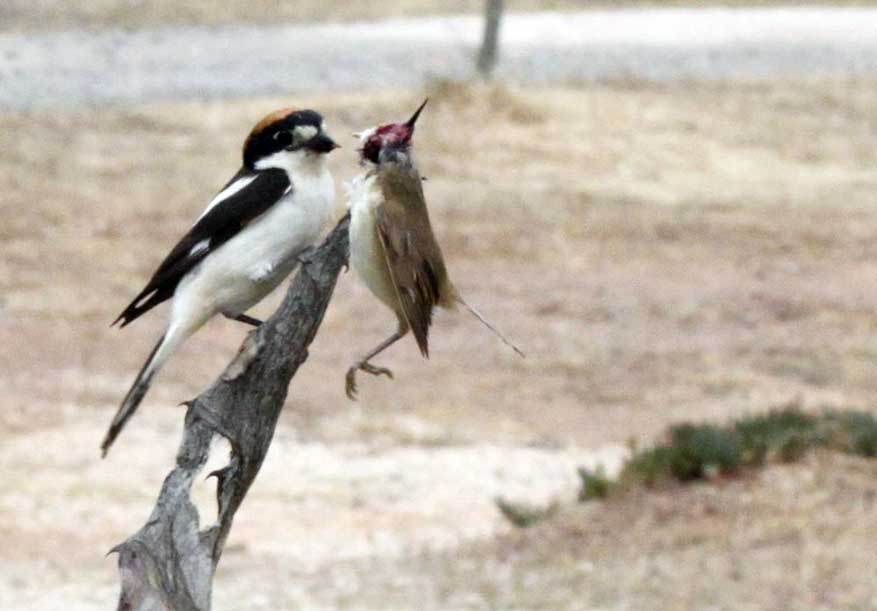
102, 107, 338, 456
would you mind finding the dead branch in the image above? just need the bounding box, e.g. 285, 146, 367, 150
109, 215, 350, 611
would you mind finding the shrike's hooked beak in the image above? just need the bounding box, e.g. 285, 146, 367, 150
306, 132, 340, 153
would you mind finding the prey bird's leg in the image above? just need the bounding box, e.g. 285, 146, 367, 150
345, 330, 405, 400
225, 313, 263, 327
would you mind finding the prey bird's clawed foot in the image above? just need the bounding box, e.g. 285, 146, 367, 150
345, 361, 394, 400
360, 362, 394, 379
345, 367, 359, 400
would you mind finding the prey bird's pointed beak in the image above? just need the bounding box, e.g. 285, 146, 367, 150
405, 98, 429, 129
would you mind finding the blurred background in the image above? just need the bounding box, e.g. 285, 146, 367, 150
3, 1, 877, 609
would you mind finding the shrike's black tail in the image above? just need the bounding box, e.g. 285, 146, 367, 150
101, 333, 166, 457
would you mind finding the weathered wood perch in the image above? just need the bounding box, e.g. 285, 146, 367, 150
110, 215, 350, 611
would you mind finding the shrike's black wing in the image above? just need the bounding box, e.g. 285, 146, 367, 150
113, 167, 291, 327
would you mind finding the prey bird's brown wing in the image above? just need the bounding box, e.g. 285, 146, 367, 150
375, 165, 454, 358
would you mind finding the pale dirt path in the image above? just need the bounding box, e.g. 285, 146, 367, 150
0, 407, 627, 610
3, 8, 877, 109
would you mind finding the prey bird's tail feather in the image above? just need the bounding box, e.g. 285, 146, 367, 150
101, 332, 174, 457
456, 297, 525, 358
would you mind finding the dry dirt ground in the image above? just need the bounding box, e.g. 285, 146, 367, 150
3, 78, 877, 609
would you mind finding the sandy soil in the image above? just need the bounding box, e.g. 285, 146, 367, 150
3, 77, 877, 608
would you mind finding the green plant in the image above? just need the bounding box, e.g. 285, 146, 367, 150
666, 424, 743, 480
495, 497, 558, 529
621, 445, 679, 487
577, 466, 611, 501
734, 406, 820, 464
586, 407, 877, 505
822, 410, 877, 457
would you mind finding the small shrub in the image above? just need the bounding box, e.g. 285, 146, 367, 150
848, 415, 877, 457
621, 424, 744, 487
776, 431, 812, 462
495, 497, 557, 529
667, 424, 743, 481
577, 466, 610, 502
575, 407, 877, 507
621, 445, 678, 487
734, 407, 820, 464
822, 410, 877, 458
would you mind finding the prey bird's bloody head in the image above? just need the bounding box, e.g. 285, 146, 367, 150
360, 99, 428, 164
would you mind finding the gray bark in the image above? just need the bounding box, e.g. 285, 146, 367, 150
476, 0, 504, 78
110, 215, 350, 611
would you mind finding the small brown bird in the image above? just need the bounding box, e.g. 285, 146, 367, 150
345, 99, 523, 399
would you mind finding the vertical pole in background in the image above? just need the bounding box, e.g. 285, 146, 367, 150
477, 0, 504, 79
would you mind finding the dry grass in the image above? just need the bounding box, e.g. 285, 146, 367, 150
4, 77, 877, 608
7, 77, 877, 446
473, 451, 877, 610
4, 0, 877, 31
291, 451, 877, 610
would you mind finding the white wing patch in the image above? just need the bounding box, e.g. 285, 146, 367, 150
197, 175, 258, 222
189, 238, 211, 256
